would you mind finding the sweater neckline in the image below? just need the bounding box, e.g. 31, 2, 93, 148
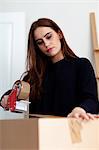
52, 58, 66, 65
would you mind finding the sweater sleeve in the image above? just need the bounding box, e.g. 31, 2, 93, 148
77, 58, 99, 114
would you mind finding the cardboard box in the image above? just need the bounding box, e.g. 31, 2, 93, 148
0, 115, 99, 150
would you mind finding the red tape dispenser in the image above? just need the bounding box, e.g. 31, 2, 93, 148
7, 80, 30, 112
7, 86, 18, 111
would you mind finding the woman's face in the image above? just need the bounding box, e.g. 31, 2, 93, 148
34, 26, 64, 63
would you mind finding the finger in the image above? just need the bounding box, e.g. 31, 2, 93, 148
68, 113, 80, 119
67, 113, 72, 117
1, 98, 6, 107
73, 113, 80, 119
1, 96, 9, 109
3, 97, 8, 105
87, 113, 99, 119
79, 113, 90, 120
92, 114, 99, 118
87, 113, 95, 120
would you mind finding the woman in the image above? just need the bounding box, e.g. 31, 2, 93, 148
1, 18, 99, 120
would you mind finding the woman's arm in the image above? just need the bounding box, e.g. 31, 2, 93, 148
77, 58, 99, 113
68, 58, 99, 120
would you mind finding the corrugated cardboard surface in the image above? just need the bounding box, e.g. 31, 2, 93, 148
38, 118, 99, 150
0, 119, 38, 150
0, 116, 99, 150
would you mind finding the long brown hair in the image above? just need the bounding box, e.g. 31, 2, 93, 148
26, 18, 77, 101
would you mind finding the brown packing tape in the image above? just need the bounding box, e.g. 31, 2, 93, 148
68, 119, 82, 143
18, 81, 30, 100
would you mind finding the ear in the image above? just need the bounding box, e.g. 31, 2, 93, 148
58, 30, 63, 39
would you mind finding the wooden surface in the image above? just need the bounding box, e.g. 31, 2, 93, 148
90, 12, 99, 79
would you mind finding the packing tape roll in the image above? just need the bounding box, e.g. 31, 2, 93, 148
13, 80, 30, 100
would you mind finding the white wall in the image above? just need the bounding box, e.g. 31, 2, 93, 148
0, 0, 99, 95
0, 12, 25, 96
0, 0, 98, 61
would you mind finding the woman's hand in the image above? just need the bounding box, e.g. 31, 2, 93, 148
0, 95, 9, 110
67, 107, 99, 121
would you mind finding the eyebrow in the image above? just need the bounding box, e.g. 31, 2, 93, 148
35, 32, 51, 42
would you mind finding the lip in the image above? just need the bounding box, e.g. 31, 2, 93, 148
47, 48, 53, 53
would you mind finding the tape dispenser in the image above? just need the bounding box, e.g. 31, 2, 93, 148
7, 74, 30, 112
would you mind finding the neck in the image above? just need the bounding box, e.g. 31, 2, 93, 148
51, 51, 64, 63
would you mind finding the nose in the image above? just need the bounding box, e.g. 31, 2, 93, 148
43, 39, 50, 48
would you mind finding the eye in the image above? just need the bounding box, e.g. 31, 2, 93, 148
46, 33, 52, 39
36, 40, 43, 45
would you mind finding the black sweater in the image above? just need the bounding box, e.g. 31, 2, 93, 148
29, 58, 99, 116
1, 58, 99, 116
